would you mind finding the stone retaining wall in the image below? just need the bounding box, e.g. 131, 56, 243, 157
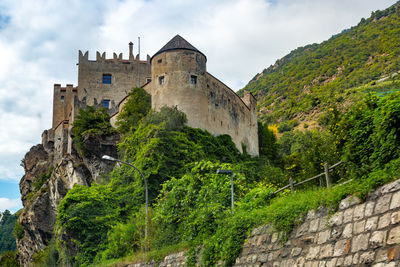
126, 251, 186, 267
234, 179, 400, 266
127, 179, 400, 266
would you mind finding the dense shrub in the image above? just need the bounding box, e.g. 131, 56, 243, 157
335, 91, 400, 178
116, 87, 151, 134
0, 251, 19, 267
72, 106, 116, 155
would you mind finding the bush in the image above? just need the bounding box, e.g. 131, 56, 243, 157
0, 251, 19, 267
116, 87, 151, 134
12, 222, 24, 240
72, 106, 115, 155
32, 167, 54, 191
32, 238, 59, 267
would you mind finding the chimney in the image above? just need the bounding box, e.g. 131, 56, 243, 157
129, 42, 134, 60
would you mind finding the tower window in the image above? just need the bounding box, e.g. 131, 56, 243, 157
103, 99, 110, 109
60, 96, 65, 101
190, 75, 197, 85
157, 59, 162, 63
146, 78, 152, 83
103, 74, 112, 84
159, 76, 165, 85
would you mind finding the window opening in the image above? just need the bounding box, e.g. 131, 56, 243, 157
146, 78, 152, 83
103, 99, 110, 109
60, 96, 65, 101
103, 74, 112, 84
190, 75, 197, 85
159, 76, 165, 85
157, 59, 162, 63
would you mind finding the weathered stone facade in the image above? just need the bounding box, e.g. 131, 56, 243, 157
51, 35, 258, 159
113, 35, 259, 155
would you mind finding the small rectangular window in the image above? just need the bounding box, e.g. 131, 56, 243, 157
103, 74, 112, 84
60, 96, 65, 101
159, 76, 165, 85
190, 75, 197, 85
103, 99, 110, 109
146, 78, 152, 83
157, 59, 162, 63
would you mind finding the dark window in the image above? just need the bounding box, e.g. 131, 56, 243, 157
159, 76, 165, 85
103, 99, 110, 109
190, 75, 197, 84
146, 78, 152, 83
103, 74, 112, 84
60, 96, 65, 101
157, 59, 162, 63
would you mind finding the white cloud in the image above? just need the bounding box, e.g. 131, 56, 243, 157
0, 0, 397, 182
0, 198, 21, 212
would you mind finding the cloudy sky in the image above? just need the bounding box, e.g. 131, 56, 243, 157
0, 0, 397, 213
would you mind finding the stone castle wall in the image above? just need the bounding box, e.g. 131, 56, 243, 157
52, 84, 77, 129
127, 179, 400, 266
54, 40, 259, 158
77, 50, 151, 112
148, 49, 258, 155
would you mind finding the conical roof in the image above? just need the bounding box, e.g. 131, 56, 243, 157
151, 35, 206, 61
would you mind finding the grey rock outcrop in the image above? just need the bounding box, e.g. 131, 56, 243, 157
16, 131, 118, 266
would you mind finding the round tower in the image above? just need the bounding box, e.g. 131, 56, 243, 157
150, 35, 209, 129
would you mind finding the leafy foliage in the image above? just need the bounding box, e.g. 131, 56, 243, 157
32, 167, 54, 191
0, 251, 19, 267
57, 107, 245, 266
72, 106, 116, 155
0, 210, 18, 254
258, 121, 279, 161
241, 2, 400, 125
32, 238, 59, 267
12, 221, 24, 240
335, 91, 400, 178
278, 129, 340, 183
116, 87, 151, 134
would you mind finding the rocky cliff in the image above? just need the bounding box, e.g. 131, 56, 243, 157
17, 131, 118, 266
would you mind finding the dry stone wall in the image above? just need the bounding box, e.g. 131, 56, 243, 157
234, 179, 400, 267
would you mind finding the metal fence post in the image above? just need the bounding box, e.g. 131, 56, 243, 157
289, 178, 294, 194
324, 162, 331, 188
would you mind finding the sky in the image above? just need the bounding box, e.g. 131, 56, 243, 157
0, 0, 397, 213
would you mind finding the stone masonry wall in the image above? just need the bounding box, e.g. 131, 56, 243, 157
127, 179, 400, 266
126, 251, 186, 267
234, 179, 400, 267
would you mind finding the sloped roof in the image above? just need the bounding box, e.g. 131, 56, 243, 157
151, 35, 206, 61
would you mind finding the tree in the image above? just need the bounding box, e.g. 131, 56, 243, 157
116, 87, 151, 134
0, 210, 18, 254
257, 121, 279, 162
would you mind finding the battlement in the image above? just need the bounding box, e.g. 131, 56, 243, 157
78, 50, 151, 64
54, 84, 78, 92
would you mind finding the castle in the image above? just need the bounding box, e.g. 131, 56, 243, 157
47, 35, 258, 160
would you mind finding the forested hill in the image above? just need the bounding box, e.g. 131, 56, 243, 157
241, 1, 400, 127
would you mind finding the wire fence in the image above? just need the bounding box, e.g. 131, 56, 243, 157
273, 161, 343, 194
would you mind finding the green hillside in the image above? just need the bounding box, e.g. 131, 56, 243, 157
241, 1, 400, 127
